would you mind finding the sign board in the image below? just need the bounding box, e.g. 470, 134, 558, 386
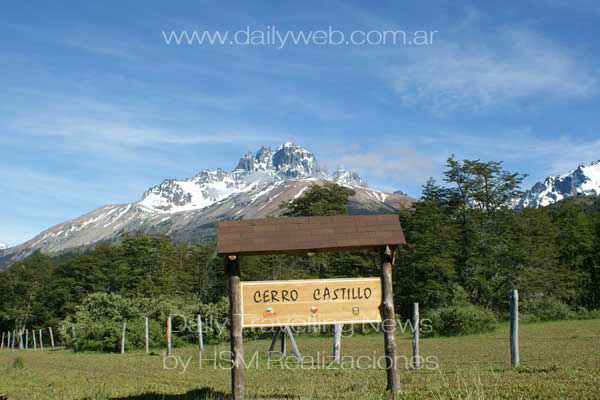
240, 277, 382, 328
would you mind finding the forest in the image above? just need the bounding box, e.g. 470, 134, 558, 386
1, 157, 599, 351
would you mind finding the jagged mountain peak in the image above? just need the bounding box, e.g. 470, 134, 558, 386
517, 160, 600, 208
139, 143, 365, 213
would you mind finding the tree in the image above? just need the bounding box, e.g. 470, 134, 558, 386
279, 182, 355, 217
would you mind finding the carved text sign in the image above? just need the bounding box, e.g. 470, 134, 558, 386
240, 277, 382, 328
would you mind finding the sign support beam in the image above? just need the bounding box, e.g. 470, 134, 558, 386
380, 245, 401, 392
227, 254, 244, 400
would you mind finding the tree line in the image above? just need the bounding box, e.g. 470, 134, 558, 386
0, 160, 599, 347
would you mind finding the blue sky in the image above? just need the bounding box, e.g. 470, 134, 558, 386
1, 0, 599, 246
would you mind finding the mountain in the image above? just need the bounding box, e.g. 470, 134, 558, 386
0, 142, 415, 263
0, 243, 7, 251
517, 160, 600, 208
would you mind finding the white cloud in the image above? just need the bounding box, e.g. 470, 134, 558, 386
322, 146, 440, 187
389, 28, 597, 110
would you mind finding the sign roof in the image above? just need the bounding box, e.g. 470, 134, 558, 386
216, 214, 405, 255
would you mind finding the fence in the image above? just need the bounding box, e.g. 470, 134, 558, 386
0, 293, 522, 368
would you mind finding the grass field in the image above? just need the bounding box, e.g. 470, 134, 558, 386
0, 320, 599, 399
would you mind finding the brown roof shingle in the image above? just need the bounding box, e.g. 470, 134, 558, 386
216, 214, 405, 255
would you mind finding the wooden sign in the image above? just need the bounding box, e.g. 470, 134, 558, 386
240, 277, 382, 328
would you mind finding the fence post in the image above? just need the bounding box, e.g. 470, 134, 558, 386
33, 329, 37, 351
197, 315, 204, 352
49, 327, 55, 350
39, 329, 44, 352
145, 317, 149, 354
1, 332, 4, 349
332, 324, 342, 362
121, 321, 127, 354
19, 330, 24, 350
167, 316, 172, 356
25, 329, 29, 350
510, 289, 519, 368
412, 303, 420, 369
72, 326, 78, 351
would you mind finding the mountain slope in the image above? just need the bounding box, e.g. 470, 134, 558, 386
517, 160, 600, 208
0, 143, 415, 263
0, 242, 7, 251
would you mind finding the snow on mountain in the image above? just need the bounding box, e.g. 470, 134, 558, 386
0, 242, 7, 250
139, 142, 366, 213
517, 160, 600, 208
0, 142, 415, 263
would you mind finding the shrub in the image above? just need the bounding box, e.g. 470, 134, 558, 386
11, 357, 24, 369
61, 292, 231, 352
424, 304, 498, 337
520, 297, 574, 321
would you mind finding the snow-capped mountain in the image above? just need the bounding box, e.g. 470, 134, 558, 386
0, 242, 7, 251
517, 160, 600, 208
0, 143, 414, 263
139, 142, 366, 213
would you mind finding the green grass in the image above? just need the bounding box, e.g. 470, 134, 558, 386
0, 320, 599, 399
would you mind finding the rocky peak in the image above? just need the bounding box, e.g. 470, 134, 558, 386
517, 160, 600, 208
139, 142, 366, 213
332, 168, 367, 187
272, 142, 318, 178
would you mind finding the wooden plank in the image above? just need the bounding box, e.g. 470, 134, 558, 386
217, 214, 405, 256
39, 329, 43, 352
227, 255, 244, 400
197, 315, 204, 352
332, 324, 342, 362
412, 303, 420, 369
240, 277, 382, 328
145, 317, 149, 354
284, 326, 302, 361
1, 332, 4, 349
25, 329, 28, 350
49, 327, 55, 350
121, 322, 127, 354
33, 329, 37, 351
510, 290, 519, 368
167, 316, 172, 356
266, 328, 281, 359
380, 246, 401, 392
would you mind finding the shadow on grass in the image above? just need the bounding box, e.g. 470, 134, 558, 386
106, 388, 230, 400
106, 387, 296, 400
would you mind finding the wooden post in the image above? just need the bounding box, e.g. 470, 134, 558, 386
280, 327, 286, 355
39, 329, 44, 352
284, 326, 302, 361
197, 315, 204, 352
49, 327, 55, 350
412, 303, 420, 369
72, 326, 77, 351
380, 245, 401, 392
226, 254, 244, 400
121, 321, 127, 354
19, 330, 23, 350
33, 329, 37, 351
510, 289, 519, 368
167, 316, 172, 356
1, 332, 4, 349
267, 328, 281, 359
25, 329, 29, 350
145, 317, 149, 354
8, 331, 12, 350
333, 324, 342, 362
